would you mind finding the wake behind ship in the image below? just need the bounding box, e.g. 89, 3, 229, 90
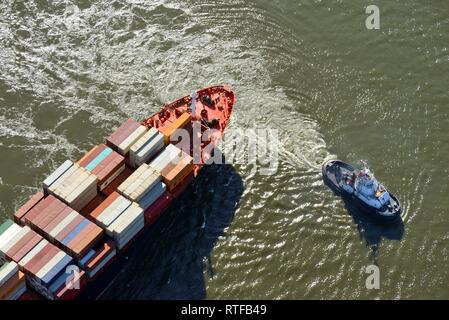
0, 85, 235, 300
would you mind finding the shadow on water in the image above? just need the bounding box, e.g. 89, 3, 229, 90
341, 198, 404, 264
323, 179, 404, 264
93, 161, 243, 300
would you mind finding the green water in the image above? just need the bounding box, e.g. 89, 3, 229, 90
1, 0, 448, 299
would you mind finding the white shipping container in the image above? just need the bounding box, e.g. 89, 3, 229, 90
149, 144, 183, 173
135, 135, 164, 167
0, 223, 22, 249
65, 174, 97, 204
129, 128, 158, 165
36, 251, 72, 285
117, 164, 148, 193
122, 168, 160, 201
0, 226, 29, 255
69, 183, 98, 211
129, 128, 164, 168
97, 196, 132, 228
48, 165, 78, 193
115, 220, 144, 249
54, 164, 84, 194
0, 261, 19, 287
35, 251, 66, 280
43, 160, 74, 194
57, 168, 91, 199
129, 173, 161, 202
107, 204, 143, 238
121, 167, 154, 196
117, 125, 148, 155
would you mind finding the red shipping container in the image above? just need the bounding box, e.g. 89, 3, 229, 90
11, 233, 44, 262
88, 191, 120, 221
144, 191, 173, 225
92, 151, 124, 179
78, 144, 125, 190
6, 228, 40, 261
22, 196, 55, 226
33, 197, 68, 230
106, 119, 142, 151
43, 207, 73, 235
69, 224, 104, 259
80, 193, 107, 217
23, 242, 55, 275
14, 191, 44, 224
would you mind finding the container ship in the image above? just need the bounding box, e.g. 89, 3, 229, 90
0, 85, 235, 300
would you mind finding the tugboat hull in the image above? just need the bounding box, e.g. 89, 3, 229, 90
322, 160, 402, 223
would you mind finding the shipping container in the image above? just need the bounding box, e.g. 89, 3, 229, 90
5, 228, 43, 263
20, 196, 104, 261
158, 112, 192, 144
106, 203, 144, 249
47, 162, 99, 211
106, 119, 148, 156
13, 192, 44, 224
129, 127, 164, 168
106, 119, 141, 151
0, 220, 22, 264
17, 238, 75, 300
51, 270, 87, 300
42, 160, 74, 195
78, 144, 126, 191
149, 144, 194, 191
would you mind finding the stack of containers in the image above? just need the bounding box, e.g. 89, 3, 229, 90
0, 261, 26, 300
106, 118, 148, 156
129, 127, 165, 169
0, 224, 43, 266
0, 220, 77, 300
88, 192, 131, 229
20, 195, 103, 260
106, 203, 144, 250
42, 160, 73, 196
13, 191, 44, 224
87, 191, 144, 250
0, 220, 22, 265
159, 113, 192, 144
44, 160, 98, 211
117, 164, 166, 211
78, 144, 126, 191
17, 237, 75, 300
149, 144, 194, 192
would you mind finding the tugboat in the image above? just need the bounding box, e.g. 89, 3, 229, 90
322, 160, 401, 222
